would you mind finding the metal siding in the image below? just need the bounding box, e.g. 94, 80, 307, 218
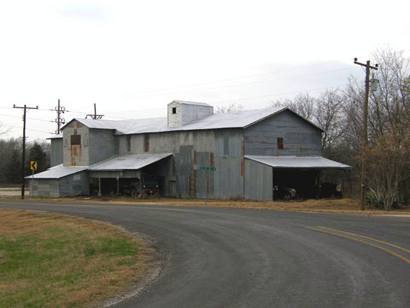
175, 145, 193, 198
59, 172, 89, 196
244, 159, 272, 200
29, 171, 88, 197
244, 110, 322, 156
195, 152, 215, 198
50, 139, 63, 167
63, 121, 90, 166
125, 129, 244, 199
118, 135, 128, 155
29, 179, 60, 197
213, 130, 243, 199
88, 129, 118, 164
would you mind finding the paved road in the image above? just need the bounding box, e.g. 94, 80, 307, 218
1, 201, 409, 308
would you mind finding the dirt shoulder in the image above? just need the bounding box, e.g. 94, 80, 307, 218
0, 209, 159, 307
3, 197, 409, 217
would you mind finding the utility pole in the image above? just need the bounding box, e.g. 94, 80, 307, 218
52, 98, 66, 135
353, 58, 378, 210
13, 104, 39, 199
86, 103, 104, 119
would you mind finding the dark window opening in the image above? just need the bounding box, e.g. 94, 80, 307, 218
144, 134, 150, 152
126, 135, 131, 152
71, 134, 81, 145
277, 137, 284, 150
172, 107, 177, 114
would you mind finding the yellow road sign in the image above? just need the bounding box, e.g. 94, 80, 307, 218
30, 160, 38, 172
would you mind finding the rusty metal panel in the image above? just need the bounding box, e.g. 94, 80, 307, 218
63, 120, 89, 166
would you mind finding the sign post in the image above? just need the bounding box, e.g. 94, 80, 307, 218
29, 161, 38, 198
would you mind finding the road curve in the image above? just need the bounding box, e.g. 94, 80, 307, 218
1, 201, 409, 308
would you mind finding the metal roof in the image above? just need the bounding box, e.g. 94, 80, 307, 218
26, 153, 172, 179
68, 117, 167, 134
25, 164, 87, 179
88, 153, 172, 171
47, 134, 63, 140
63, 106, 321, 135
245, 155, 351, 169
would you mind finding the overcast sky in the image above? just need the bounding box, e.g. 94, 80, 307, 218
0, 0, 409, 140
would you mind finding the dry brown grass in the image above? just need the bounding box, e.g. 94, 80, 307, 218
0, 209, 155, 307
18, 197, 409, 215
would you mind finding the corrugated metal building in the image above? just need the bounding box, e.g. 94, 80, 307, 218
27, 100, 350, 200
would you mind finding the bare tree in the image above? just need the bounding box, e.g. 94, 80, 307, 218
315, 89, 344, 154
215, 103, 244, 113
344, 49, 410, 209
0, 121, 9, 135
273, 93, 315, 121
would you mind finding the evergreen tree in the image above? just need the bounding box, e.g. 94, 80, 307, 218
28, 142, 48, 173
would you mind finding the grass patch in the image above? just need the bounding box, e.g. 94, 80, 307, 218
0, 209, 153, 307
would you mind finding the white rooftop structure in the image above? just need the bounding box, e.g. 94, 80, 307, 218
245, 155, 351, 169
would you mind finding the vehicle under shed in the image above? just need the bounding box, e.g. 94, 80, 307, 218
87, 153, 172, 197
244, 155, 350, 200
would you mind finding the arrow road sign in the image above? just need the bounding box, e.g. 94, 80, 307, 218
30, 161, 38, 172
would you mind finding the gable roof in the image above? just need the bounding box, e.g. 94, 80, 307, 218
61, 106, 323, 135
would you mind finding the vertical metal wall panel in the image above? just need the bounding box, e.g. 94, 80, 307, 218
244, 110, 322, 156
29, 179, 60, 197
117, 135, 128, 155
59, 172, 89, 196
50, 139, 63, 166
175, 145, 193, 197
195, 152, 213, 198
244, 159, 272, 200
213, 130, 244, 199
88, 129, 117, 164
213, 156, 243, 199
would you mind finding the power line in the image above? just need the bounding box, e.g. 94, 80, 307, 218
0, 113, 52, 123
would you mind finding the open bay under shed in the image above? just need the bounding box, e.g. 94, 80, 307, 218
244, 155, 351, 200
88, 153, 173, 197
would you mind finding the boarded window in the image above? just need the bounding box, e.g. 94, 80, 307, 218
277, 137, 284, 150
172, 107, 177, 114
71, 135, 81, 145
126, 135, 131, 152
144, 134, 150, 152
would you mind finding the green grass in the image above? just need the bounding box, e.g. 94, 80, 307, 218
0, 210, 150, 308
